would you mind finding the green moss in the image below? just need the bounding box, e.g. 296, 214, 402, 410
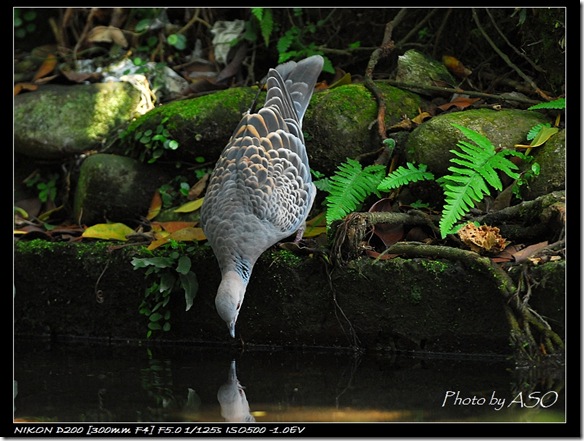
128, 87, 260, 132
15, 238, 60, 255
16, 239, 113, 258
267, 249, 304, 268
308, 83, 420, 129
410, 286, 422, 304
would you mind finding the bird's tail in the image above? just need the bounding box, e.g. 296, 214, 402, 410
264, 55, 324, 125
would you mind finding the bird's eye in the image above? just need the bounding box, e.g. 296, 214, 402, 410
236, 302, 241, 310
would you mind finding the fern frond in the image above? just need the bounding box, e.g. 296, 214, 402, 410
527, 123, 551, 141
528, 97, 565, 111
258, 8, 273, 47
377, 162, 434, 191
325, 158, 385, 226
277, 28, 298, 55
439, 124, 522, 238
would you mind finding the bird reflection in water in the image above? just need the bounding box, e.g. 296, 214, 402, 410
217, 360, 255, 422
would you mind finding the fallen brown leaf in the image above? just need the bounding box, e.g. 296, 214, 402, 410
512, 241, 549, 263
437, 96, 481, 111
14, 83, 39, 95
87, 25, 128, 47
32, 53, 57, 81
442, 55, 473, 79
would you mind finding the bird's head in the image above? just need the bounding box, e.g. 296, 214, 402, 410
215, 271, 247, 338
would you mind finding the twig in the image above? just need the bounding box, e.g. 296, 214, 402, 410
177, 8, 210, 34
73, 8, 98, 61
382, 80, 541, 105
396, 9, 440, 49
432, 8, 453, 60
471, 8, 551, 100
363, 9, 408, 165
485, 8, 545, 74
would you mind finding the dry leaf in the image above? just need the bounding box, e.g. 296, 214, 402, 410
512, 241, 549, 263
442, 55, 472, 79
437, 97, 481, 111
368, 198, 404, 247
328, 72, 352, 89
388, 117, 414, 131
365, 249, 398, 260
458, 222, 509, 254
147, 190, 162, 220
169, 227, 206, 242
188, 174, 209, 200
411, 111, 432, 125
60, 68, 102, 83
152, 221, 197, 233
87, 25, 128, 47
14, 83, 39, 95
33, 53, 57, 81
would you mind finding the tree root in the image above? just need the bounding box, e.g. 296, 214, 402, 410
384, 241, 564, 364
331, 212, 564, 361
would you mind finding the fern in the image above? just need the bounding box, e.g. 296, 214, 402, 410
526, 123, 551, 141
528, 97, 565, 111
324, 158, 386, 226
277, 28, 299, 56
251, 7, 273, 47
439, 124, 522, 238
377, 162, 434, 191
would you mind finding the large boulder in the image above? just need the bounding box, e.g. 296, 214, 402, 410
73, 153, 171, 226
14, 82, 144, 159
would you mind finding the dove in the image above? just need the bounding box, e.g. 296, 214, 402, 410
201, 55, 324, 338
217, 360, 255, 422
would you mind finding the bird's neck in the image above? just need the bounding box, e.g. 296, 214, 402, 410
222, 257, 254, 286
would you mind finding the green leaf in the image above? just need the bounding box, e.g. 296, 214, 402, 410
159, 272, 175, 293
528, 97, 565, 110
135, 18, 153, 33
529, 126, 559, 147
131, 256, 175, 269
251, 7, 264, 21
526, 123, 550, 141
377, 162, 434, 191
259, 8, 273, 46
148, 322, 162, 330
162, 139, 179, 150
439, 124, 522, 238
149, 312, 163, 322
277, 29, 297, 55
325, 158, 386, 226
176, 255, 192, 275
179, 272, 199, 312
82, 223, 135, 241
167, 33, 186, 50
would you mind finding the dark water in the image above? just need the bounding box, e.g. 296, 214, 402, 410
13, 338, 565, 427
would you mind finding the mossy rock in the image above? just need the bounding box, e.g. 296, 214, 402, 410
14, 83, 143, 159
405, 109, 550, 176
115, 82, 421, 176
73, 153, 172, 226
305, 83, 421, 175
521, 129, 565, 200
115, 87, 261, 165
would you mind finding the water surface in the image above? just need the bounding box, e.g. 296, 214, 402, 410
13, 339, 565, 426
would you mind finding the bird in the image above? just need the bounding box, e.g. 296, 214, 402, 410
200, 55, 324, 338
217, 360, 255, 422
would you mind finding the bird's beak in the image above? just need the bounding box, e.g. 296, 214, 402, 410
228, 322, 236, 338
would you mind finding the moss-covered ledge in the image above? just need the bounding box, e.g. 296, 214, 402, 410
14, 239, 564, 358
